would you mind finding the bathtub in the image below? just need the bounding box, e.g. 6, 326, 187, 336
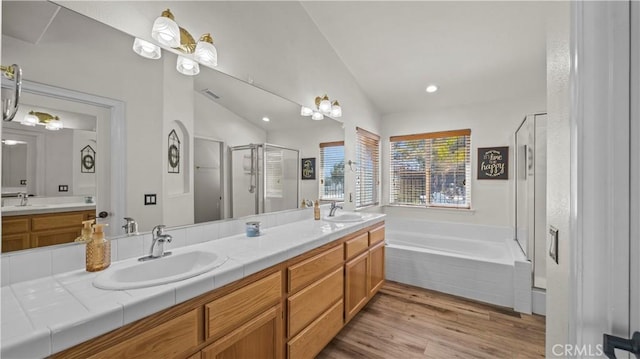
385, 219, 532, 313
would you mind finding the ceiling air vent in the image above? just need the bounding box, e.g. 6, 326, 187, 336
201, 89, 220, 100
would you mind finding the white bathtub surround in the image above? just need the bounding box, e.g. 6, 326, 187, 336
384, 217, 532, 313
0, 209, 384, 358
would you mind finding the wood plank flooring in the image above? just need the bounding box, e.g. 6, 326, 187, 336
317, 281, 545, 359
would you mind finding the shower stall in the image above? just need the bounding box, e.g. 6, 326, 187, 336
229, 143, 299, 218
515, 113, 547, 289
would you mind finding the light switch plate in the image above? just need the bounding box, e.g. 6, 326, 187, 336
144, 194, 156, 205
549, 226, 559, 264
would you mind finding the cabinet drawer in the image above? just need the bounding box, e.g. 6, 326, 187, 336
288, 267, 343, 338
288, 245, 342, 294
206, 271, 282, 341
31, 227, 81, 248
287, 299, 343, 359
88, 309, 199, 359
369, 224, 385, 246
2, 217, 30, 234
344, 232, 368, 260
32, 212, 86, 231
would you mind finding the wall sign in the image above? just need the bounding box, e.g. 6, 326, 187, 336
81, 145, 96, 173
477, 146, 508, 180
301, 158, 316, 180
168, 129, 180, 174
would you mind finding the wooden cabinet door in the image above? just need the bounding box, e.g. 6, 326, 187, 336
2, 233, 30, 252
202, 305, 283, 359
345, 251, 369, 323
30, 227, 82, 248
368, 242, 385, 297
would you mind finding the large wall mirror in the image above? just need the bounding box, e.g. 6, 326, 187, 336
1, 1, 344, 253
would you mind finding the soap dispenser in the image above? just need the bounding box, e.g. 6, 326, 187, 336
314, 200, 320, 220
75, 219, 94, 242
86, 223, 111, 272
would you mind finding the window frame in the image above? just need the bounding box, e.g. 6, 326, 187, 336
389, 129, 472, 209
318, 141, 345, 201
356, 127, 380, 208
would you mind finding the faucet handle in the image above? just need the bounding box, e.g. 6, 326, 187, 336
124, 217, 135, 223
152, 224, 166, 236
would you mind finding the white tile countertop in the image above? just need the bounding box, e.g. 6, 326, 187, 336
0, 212, 385, 358
1, 202, 96, 216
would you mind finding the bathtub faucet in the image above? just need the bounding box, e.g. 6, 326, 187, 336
329, 201, 343, 217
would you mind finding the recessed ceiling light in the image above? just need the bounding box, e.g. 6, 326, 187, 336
262, 117, 270, 122
426, 85, 438, 93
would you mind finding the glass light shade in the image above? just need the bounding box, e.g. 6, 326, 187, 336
21, 113, 38, 126
151, 14, 180, 48
319, 96, 332, 114
132, 38, 161, 59
300, 106, 313, 116
194, 37, 218, 67
311, 111, 324, 121
176, 56, 200, 76
330, 101, 342, 118
45, 119, 63, 131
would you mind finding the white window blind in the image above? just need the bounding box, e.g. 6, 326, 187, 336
319, 141, 345, 200
390, 129, 471, 208
356, 127, 380, 208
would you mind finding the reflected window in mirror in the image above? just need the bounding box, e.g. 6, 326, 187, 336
319, 141, 344, 201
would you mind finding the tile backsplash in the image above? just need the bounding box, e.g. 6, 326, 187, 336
1, 207, 315, 286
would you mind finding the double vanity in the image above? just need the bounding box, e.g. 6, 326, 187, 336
1, 210, 385, 358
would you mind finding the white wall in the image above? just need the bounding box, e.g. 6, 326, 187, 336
267, 120, 344, 203
545, 2, 571, 356
380, 96, 545, 227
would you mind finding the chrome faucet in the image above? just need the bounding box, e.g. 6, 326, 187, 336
328, 201, 343, 217
122, 217, 139, 235
139, 225, 172, 261
18, 192, 28, 206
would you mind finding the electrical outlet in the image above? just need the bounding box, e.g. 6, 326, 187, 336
58, 185, 69, 192
144, 194, 157, 205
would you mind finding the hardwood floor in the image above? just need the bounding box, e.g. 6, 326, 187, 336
318, 281, 545, 359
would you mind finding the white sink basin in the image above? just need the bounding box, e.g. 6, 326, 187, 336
93, 250, 227, 290
324, 213, 365, 223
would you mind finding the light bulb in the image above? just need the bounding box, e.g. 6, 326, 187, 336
21, 112, 38, 126
319, 95, 331, 114
176, 56, 200, 76
330, 101, 342, 118
311, 112, 324, 121
45, 119, 63, 131
151, 9, 180, 48
300, 106, 313, 116
132, 38, 161, 59
194, 34, 218, 67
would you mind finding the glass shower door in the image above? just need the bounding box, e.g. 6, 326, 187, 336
263, 144, 299, 213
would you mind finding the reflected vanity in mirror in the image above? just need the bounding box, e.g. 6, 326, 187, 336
1, 1, 344, 253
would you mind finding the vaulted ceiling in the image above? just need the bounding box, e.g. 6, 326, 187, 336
302, 1, 554, 115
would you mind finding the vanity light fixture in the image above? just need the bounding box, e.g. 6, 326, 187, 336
132, 38, 161, 59
21, 111, 64, 131
300, 94, 342, 120
134, 9, 218, 76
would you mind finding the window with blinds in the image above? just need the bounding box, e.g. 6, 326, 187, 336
319, 141, 345, 200
390, 129, 471, 208
356, 127, 380, 208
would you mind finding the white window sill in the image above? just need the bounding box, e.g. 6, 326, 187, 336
383, 204, 476, 214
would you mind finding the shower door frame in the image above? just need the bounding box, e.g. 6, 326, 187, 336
229, 143, 300, 217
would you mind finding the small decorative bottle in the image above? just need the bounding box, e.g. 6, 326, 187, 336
75, 219, 94, 242
86, 223, 111, 272
314, 200, 320, 220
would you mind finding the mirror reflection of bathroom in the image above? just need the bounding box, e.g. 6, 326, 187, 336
515, 113, 547, 290
229, 144, 299, 218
